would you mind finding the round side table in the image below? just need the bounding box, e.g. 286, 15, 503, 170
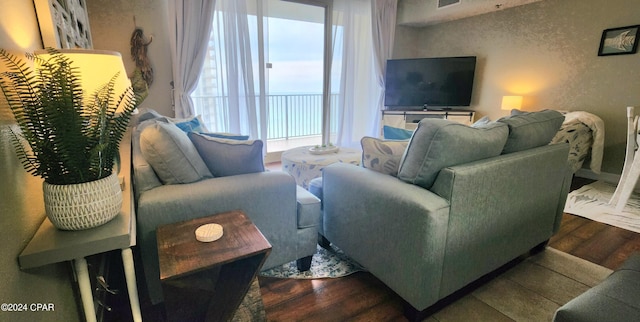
281, 146, 361, 189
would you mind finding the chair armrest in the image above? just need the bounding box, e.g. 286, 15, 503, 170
430, 143, 570, 297
136, 171, 297, 235
135, 171, 299, 304
322, 163, 450, 308
323, 164, 450, 244
296, 186, 321, 228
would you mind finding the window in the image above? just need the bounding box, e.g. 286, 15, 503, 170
191, 0, 332, 159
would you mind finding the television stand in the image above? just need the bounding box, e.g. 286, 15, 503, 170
381, 109, 475, 133
424, 107, 453, 111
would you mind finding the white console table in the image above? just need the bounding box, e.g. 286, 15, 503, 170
18, 130, 141, 322
382, 109, 475, 130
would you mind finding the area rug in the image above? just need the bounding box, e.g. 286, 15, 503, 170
430, 248, 613, 321
232, 278, 265, 322
260, 244, 365, 279
564, 180, 640, 233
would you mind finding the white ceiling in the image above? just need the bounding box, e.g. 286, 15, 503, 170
398, 0, 545, 27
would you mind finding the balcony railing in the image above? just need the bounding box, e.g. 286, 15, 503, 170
191, 93, 339, 140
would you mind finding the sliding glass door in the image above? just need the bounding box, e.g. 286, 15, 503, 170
191, 0, 332, 162
263, 0, 330, 154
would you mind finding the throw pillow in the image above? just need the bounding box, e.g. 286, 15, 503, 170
200, 132, 250, 141
510, 109, 525, 115
188, 132, 265, 177
397, 119, 508, 189
135, 108, 164, 124
169, 115, 209, 133
361, 137, 409, 176
383, 125, 414, 140
497, 109, 565, 154
131, 118, 167, 193
471, 116, 491, 127
139, 122, 212, 184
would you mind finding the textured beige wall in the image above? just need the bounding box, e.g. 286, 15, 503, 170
395, 0, 640, 175
397, 0, 543, 26
0, 1, 79, 321
87, 0, 174, 117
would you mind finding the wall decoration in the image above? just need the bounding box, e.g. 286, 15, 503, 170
130, 27, 153, 103
34, 0, 93, 49
598, 25, 640, 56
130, 28, 154, 85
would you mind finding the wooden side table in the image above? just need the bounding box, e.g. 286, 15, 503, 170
157, 210, 272, 322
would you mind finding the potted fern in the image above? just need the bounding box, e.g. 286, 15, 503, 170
0, 48, 136, 230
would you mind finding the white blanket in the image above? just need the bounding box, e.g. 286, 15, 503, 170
561, 111, 605, 174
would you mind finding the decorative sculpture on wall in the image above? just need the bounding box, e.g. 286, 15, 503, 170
130, 27, 153, 102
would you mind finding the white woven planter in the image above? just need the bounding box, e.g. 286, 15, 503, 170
43, 173, 122, 230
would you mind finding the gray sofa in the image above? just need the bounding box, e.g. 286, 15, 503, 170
130, 114, 321, 304
554, 253, 640, 322
320, 110, 571, 319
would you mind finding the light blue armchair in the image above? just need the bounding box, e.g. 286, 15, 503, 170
130, 114, 321, 304
321, 111, 571, 319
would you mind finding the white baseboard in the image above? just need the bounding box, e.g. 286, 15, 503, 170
575, 168, 640, 192
575, 168, 618, 183
575, 169, 620, 184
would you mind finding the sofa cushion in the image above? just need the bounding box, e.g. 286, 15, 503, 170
553, 253, 640, 322
498, 109, 565, 154
361, 136, 409, 176
139, 122, 212, 184
397, 119, 508, 189
308, 177, 324, 203
188, 132, 265, 177
296, 185, 322, 229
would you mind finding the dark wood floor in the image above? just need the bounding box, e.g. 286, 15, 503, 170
258, 177, 640, 321
258, 214, 640, 321
108, 176, 640, 321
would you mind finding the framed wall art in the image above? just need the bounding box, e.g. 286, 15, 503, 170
34, 0, 93, 49
598, 25, 640, 56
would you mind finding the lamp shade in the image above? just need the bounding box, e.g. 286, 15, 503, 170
35, 49, 132, 112
501, 95, 523, 111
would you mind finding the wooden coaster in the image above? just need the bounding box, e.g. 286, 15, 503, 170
195, 223, 224, 242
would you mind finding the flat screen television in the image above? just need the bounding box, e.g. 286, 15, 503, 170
384, 56, 476, 109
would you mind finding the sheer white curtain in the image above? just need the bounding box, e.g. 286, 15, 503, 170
214, 0, 264, 140
188, 0, 396, 149
371, 0, 398, 128
330, 0, 384, 148
192, 0, 266, 143
167, 0, 216, 118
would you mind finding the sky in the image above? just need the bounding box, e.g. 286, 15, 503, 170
195, 7, 342, 97
264, 17, 331, 94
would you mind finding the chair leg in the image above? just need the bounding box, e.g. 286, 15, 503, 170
614, 155, 640, 212
611, 151, 636, 206
318, 234, 331, 249
296, 255, 313, 271
611, 107, 638, 206
531, 239, 549, 254
611, 162, 631, 205
403, 301, 437, 322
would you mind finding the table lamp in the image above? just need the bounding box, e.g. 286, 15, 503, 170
35, 49, 133, 113
501, 95, 523, 111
